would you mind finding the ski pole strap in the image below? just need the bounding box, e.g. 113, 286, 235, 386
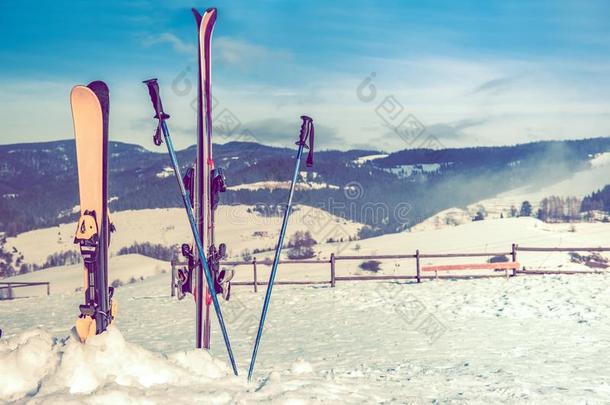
143, 78, 170, 146
297, 115, 314, 167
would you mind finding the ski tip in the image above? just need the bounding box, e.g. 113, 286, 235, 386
203, 7, 217, 25
87, 80, 109, 94
69, 85, 99, 117
192, 8, 202, 24
86, 81, 109, 116
69, 84, 89, 98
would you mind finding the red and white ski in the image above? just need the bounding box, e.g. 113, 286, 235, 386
173, 6, 229, 350
192, 7, 228, 350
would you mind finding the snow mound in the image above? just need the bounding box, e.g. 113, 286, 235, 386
0, 326, 233, 402
0, 329, 57, 401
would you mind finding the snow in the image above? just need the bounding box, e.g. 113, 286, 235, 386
291, 359, 314, 375
6, 205, 362, 265
228, 181, 339, 191
156, 166, 175, 178
411, 207, 474, 231
4, 254, 168, 297
3, 269, 610, 402
590, 151, 610, 168
56, 209, 72, 219
1, 216, 610, 402
0, 326, 234, 402
352, 154, 388, 165
0, 329, 56, 401
305, 217, 610, 279
5, 214, 608, 295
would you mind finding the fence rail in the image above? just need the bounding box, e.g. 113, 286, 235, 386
170, 243, 610, 294
0, 282, 50, 299
517, 247, 610, 252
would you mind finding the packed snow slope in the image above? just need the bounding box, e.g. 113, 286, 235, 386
3, 271, 610, 403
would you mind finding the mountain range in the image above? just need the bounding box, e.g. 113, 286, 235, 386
1, 137, 609, 236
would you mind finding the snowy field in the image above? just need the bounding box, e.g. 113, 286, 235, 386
6, 216, 610, 300
3, 271, 610, 403
6, 205, 362, 265
2, 197, 610, 402
1, 254, 169, 298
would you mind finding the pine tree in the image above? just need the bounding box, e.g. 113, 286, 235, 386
0, 235, 15, 278
519, 201, 532, 217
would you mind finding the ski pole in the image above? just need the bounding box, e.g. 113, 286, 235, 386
143, 78, 238, 376
248, 115, 314, 381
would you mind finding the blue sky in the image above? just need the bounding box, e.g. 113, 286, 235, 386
1, 0, 610, 150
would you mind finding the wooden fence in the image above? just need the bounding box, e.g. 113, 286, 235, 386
170, 244, 610, 294
0, 282, 50, 299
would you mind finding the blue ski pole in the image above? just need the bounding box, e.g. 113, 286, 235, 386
143, 78, 238, 376
248, 116, 314, 381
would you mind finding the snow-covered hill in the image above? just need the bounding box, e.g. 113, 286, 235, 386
312, 217, 610, 277
2, 210, 610, 402
412, 153, 610, 232
6, 205, 363, 266
6, 216, 609, 299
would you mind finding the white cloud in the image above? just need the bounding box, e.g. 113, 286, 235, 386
215, 37, 292, 67
1, 53, 609, 152
143, 32, 194, 55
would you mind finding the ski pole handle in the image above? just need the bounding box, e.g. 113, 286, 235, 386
143, 78, 167, 119
298, 115, 314, 167
143, 78, 170, 146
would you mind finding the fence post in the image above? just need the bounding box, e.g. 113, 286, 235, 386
253, 257, 258, 293
416, 249, 421, 283
46, 282, 50, 296
170, 260, 176, 297
511, 243, 518, 277
330, 253, 336, 287
8, 283, 13, 300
